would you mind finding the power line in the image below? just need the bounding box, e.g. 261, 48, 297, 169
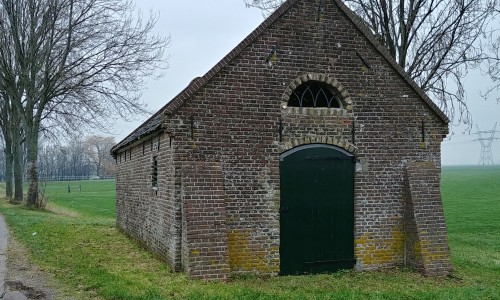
442, 140, 477, 145
475, 123, 499, 166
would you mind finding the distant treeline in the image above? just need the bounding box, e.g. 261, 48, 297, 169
0, 135, 116, 182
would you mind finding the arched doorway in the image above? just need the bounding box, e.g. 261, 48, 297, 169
279, 144, 355, 275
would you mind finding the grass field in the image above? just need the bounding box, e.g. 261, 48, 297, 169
0, 167, 499, 299
39, 180, 116, 219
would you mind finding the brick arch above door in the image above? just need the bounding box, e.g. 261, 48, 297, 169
279, 138, 358, 155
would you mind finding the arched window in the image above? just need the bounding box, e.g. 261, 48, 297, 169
288, 81, 342, 108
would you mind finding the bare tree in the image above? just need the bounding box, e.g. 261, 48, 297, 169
244, 0, 282, 15
0, 94, 14, 199
84, 135, 116, 178
0, 0, 169, 208
0, 138, 4, 183
68, 138, 86, 178
101, 157, 116, 178
244, 0, 500, 123
38, 143, 58, 181
10, 106, 23, 203
38, 137, 109, 181
483, 31, 500, 102
0, 64, 23, 203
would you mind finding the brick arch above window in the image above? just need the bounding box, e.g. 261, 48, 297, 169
281, 73, 353, 113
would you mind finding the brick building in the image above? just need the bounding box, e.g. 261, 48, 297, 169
111, 0, 452, 280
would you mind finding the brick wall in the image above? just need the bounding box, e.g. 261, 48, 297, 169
180, 161, 230, 280
114, 0, 451, 279
115, 132, 181, 270
404, 162, 452, 276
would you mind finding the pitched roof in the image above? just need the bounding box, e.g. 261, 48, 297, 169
111, 78, 201, 154
111, 0, 449, 154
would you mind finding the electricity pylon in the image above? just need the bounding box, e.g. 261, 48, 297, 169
476, 123, 498, 166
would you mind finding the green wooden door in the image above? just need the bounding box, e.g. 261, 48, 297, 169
280, 144, 355, 275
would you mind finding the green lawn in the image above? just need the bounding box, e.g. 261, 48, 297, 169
39, 180, 116, 219
0, 167, 499, 299
441, 166, 500, 284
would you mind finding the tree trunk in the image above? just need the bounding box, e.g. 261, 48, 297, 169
96, 162, 101, 177
25, 127, 41, 208
4, 145, 13, 200
1, 103, 13, 200
12, 127, 23, 203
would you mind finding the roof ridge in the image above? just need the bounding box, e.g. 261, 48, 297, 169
109, 77, 200, 154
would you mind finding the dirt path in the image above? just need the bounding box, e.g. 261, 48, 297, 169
3, 233, 66, 300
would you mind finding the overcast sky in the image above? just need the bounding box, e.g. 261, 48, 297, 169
112, 0, 500, 166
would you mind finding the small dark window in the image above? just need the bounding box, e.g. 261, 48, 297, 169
151, 157, 158, 188
157, 136, 161, 151
288, 81, 341, 108
142, 142, 145, 155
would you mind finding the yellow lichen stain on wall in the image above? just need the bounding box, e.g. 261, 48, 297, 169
414, 230, 450, 264
355, 227, 404, 266
228, 230, 251, 270
414, 239, 450, 265
227, 230, 279, 273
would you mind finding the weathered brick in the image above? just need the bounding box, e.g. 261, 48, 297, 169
113, 0, 452, 280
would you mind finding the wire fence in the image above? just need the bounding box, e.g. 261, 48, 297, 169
38, 175, 115, 182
